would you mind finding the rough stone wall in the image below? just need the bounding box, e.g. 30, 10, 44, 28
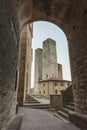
61, 85, 73, 105
42, 38, 58, 80
24, 24, 33, 101
0, 0, 19, 127
17, 24, 33, 105
17, 27, 27, 106
68, 22, 87, 114
50, 95, 63, 110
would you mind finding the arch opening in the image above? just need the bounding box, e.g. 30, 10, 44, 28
18, 20, 72, 103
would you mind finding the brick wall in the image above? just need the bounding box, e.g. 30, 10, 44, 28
69, 26, 87, 114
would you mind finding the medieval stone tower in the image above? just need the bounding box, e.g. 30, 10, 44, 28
33, 38, 63, 95
34, 48, 43, 84
42, 38, 58, 80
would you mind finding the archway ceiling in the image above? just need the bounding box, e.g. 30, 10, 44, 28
17, 0, 86, 35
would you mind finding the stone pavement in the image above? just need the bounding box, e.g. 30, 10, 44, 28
19, 107, 80, 130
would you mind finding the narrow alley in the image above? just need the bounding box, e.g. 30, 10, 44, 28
19, 107, 80, 130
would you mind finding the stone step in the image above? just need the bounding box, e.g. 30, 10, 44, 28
25, 98, 36, 100
25, 95, 40, 105
65, 105, 75, 111
67, 102, 74, 106
24, 104, 52, 109
25, 95, 36, 100
24, 103, 51, 106
25, 98, 36, 101
24, 102, 40, 105
53, 112, 70, 123
53, 102, 75, 122
57, 110, 69, 120
45, 108, 55, 112
62, 107, 74, 114
26, 104, 55, 112
24, 100, 39, 103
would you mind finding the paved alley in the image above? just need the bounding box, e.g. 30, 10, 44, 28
19, 107, 80, 130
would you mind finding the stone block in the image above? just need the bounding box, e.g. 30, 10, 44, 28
50, 94, 63, 111
69, 112, 87, 130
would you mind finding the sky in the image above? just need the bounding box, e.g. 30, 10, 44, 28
31, 21, 71, 88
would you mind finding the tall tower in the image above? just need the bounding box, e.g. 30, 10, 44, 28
42, 38, 58, 80
34, 48, 43, 84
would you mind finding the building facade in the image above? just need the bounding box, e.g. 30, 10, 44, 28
38, 79, 71, 98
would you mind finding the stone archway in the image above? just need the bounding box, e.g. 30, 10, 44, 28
0, 0, 87, 127
18, 0, 87, 114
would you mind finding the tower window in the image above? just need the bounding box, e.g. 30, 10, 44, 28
46, 74, 48, 78
61, 83, 63, 86
55, 89, 57, 94
39, 91, 41, 94
73, 25, 76, 30
83, 10, 87, 15
43, 90, 45, 94
67, 83, 70, 86
43, 83, 45, 86
55, 82, 57, 86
